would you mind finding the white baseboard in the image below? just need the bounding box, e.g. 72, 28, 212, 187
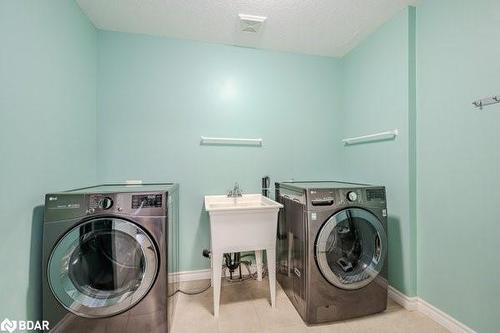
417, 297, 476, 333
388, 286, 476, 333
170, 269, 210, 282
170, 264, 259, 282
388, 285, 418, 311
174, 269, 476, 333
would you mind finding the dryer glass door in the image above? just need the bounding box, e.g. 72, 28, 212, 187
315, 208, 387, 290
48, 218, 158, 318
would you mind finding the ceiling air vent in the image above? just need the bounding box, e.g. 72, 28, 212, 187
238, 14, 267, 33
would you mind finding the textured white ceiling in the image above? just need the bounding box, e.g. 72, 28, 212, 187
77, 0, 416, 57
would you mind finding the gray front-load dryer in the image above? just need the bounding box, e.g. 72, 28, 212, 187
42, 183, 179, 332
275, 181, 388, 325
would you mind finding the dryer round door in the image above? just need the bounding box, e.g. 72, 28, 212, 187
315, 208, 387, 290
48, 218, 158, 318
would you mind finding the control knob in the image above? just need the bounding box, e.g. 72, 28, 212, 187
99, 197, 113, 210
347, 191, 358, 202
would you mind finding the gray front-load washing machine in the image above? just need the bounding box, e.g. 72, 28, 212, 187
42, 183, 179, 332
275, 181, 388, 325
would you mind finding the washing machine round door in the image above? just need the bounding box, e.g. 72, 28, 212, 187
48, 218, 158, 318
315, 208, 387, 290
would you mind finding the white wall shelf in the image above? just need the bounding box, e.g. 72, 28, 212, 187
472, 95, 500, 110
342, 129, 399, 145
200, 136, 263, 146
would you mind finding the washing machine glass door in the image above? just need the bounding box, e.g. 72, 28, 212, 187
48, 218, 158, 318
315, 208, 387, 290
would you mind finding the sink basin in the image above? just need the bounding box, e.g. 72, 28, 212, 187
204, 194, 283, 252
204, 194, 282, 212
204, 194, 283, 317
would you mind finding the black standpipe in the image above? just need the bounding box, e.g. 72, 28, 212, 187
262, 176, 270, 197
224, 253, 241, 279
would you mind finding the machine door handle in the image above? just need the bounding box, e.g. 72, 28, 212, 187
311, 199, 334, 206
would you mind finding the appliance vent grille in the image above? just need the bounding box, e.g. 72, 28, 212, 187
238, 14, 266, 33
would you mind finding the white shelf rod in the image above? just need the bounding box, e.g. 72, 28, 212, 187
200, 136, 263, 146
342, 129, 399, 145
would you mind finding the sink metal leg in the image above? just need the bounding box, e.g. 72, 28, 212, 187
212, 250, 223, 317
255, 250, 263, 281
266, 247, 276, 308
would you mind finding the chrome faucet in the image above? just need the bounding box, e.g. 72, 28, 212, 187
227, 182, 243, 198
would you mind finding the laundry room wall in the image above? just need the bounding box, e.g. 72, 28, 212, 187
417, 0, 500, 332
339, 7, 417, 296
0, 0, 97, 323
96, 32, 344, 272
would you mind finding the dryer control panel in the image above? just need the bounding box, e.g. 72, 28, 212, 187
132, 194, 162, 209
86, 192, 166, 216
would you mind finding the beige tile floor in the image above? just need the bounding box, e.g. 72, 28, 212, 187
172, 278, 449, 333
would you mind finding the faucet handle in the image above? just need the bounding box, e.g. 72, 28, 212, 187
235, 183, 242, 196
227, 182, 243, 197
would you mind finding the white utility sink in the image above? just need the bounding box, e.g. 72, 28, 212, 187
205, 194, 281, 211
204, 194, 283, 317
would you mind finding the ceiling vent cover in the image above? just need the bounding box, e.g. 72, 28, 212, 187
238, 14, 267, 33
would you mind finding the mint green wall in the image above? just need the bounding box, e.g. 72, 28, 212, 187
417, 0, 500, 332
340, 7, 417, 296
4, 3, 496, 329
0, 0, 96, 322
96, 31, 343, 271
